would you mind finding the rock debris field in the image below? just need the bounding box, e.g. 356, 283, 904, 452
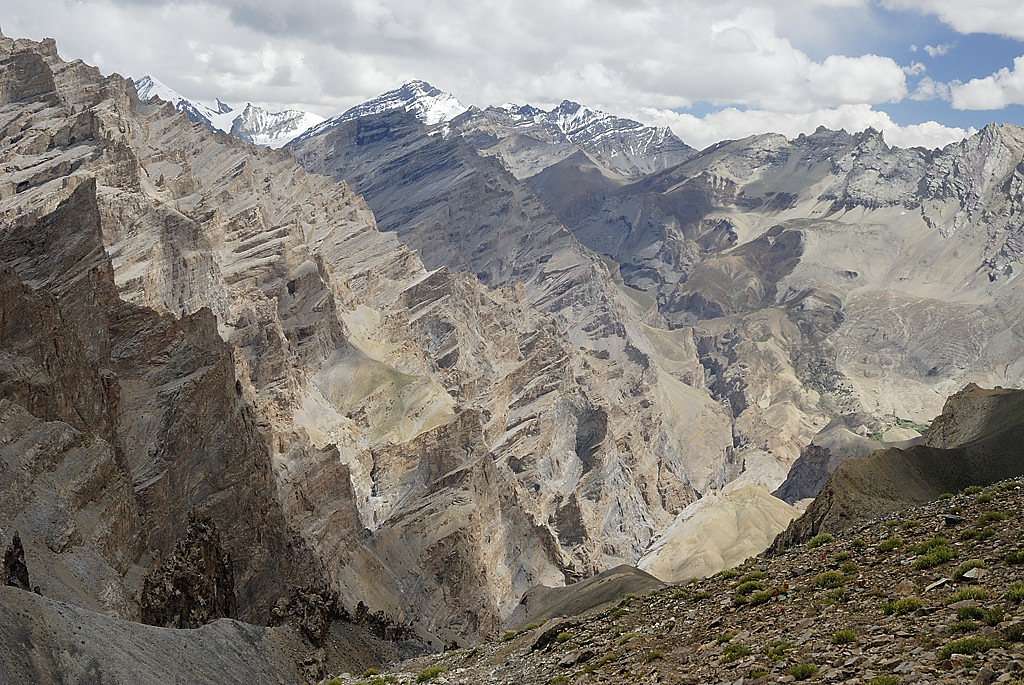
328, 480, 1024, 684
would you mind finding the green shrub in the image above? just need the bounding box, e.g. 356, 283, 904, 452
556, 631, 573, 644
748, 590, 774, 606
939, 492, 954, 500
881, 597, 922, 615
734, 580, 766, 596
936, 636, 1003, 660
807, 534, 833, 548
983, 607, 1004, 626
957, 605, 985, 621
832, 629, 857, 644
416, 666, 447, 683
616, 632, 635, 646
975, 493, 994, 504
721, 642, 752, 663
717, 632, 735, 644
840, 562, 859, 575
879, 537, 903, 552
788, 663, 819, 680
814, 571, 848, 589
978, 511, 1007, 523
500, 630, 517, 642
1004, 623, 1024, 642
1005, 582, 1024, 603
963, 486, 984, 495
911, 537, 950, 554
1000, 481, 1021, 490
750, 669, 769, 679
763, 639, 792, 662
977, 527, 997, 540
834, 551, 851, 561
900, 519, 921, 530
690, 591, 710, 601
1006, 551, 1024, 565
361, 668, 381, 678
947, 620, 979, 634
867, 677, 902, 685
852, 539, 867, 548
953, 559, 987, 581
548, 677, 571, 685
945, 587, 988, 604
645, 650, 664, 663
914, 544, 957, 570
716, 569, 741, 579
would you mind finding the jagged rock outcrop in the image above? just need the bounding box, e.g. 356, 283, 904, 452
773, 384, 1024, 549
140, 513, 237, 629
1, 533, 28, 591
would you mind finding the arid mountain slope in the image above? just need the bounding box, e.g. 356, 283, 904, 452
775, 384, 1024, 548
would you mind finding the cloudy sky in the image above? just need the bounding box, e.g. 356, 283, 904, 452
4, 0, 1024, 149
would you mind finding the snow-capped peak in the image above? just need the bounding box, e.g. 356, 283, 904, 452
132, 75, 322, 148
295, 79, 468, 142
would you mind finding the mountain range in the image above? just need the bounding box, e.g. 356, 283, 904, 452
3, 28, 1024, 683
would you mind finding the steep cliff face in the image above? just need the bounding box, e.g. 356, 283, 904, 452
0, 32, 735, 642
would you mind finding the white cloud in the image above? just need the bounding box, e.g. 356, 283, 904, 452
1, 0, 910, 121
911, 76, 951, 101
923, 43, 952, 57
951, 56, 1024, 109
881, 0, 1024, 40
903, 61, 926, 76
628, 103, 970, 150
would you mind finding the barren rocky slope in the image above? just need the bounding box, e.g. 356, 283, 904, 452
351, 479, 1024, 685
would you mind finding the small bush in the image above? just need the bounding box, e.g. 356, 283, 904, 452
616, 632, 635, 646
900, 519, 921, 530
945, 587, 988, 604
690, 591, 710, 601
763, 640, 793, 662
963, 486, 984, 495
978, 511, 1007, 523
645, 650, 664, 663
911, 537, 950, 554
556, 632, 573, 644
814, 571, 848, 589
881, 597, 922, 615
939, 492, 954, 500
1006, 551, 1024, 565
936, 636, 1003, 660
361, 668, 381, 677
788, 663, 819, 680
879, 537, 903, 552
867, 677, 902, 685
852, 539, 867, 548
983, 607, 1005, 626
914, 544, 957, 570
834, 551, 851, 561
947, 620, 979, 634
1004, 624, 1024, 642
840, 562, 859, 575
832, 629, 857, 644
977, 527, 997, 540
721, 642, 752, 663
749, 669, 769, 679
717, 632, 735, 644
953, 559, 987, 580
807, 534, 834, 548
548, 677, 571, 685
416, 666, 447, 683
1000, 481, 1021, 490
734, 580, 766, 596
957, 605, 985, 621
716, 569, 741, 580
975, 493, 994, 504
1005, 582, 1024, 603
